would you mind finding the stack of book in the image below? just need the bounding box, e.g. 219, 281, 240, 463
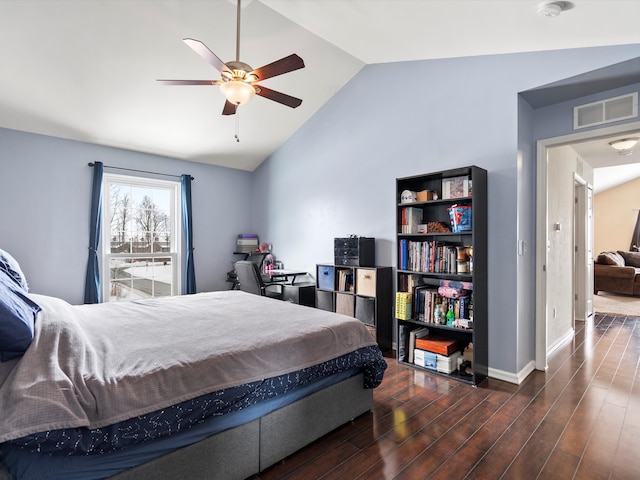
236, 234, 259, 253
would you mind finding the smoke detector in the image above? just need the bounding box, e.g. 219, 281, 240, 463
537, 1, 573, 17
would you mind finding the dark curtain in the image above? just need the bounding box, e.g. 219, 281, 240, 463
84, 161, 103, 304
631, 210, 640, 251
182, 174, 196, 294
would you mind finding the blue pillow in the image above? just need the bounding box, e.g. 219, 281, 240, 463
0, 248, 29, 291
0, 272, 41, 362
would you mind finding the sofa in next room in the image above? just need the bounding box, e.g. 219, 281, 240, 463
594, 251, 640, 296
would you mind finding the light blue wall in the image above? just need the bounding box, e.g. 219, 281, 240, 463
2, 43, 639, 378
516, 95, 536, 373
251, 44, 640, 377
0, 128, 253, 305
533, 82, 640, 140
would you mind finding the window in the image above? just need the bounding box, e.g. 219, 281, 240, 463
102, 174, 181, 302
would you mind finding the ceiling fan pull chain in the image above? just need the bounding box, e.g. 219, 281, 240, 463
235, 111, 240, 142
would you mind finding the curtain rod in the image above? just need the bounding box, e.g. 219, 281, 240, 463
88, 162, 194, 180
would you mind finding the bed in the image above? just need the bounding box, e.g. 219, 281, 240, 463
0, 259, 387, 480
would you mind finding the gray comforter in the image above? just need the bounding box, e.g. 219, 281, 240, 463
0, 290, 376, 443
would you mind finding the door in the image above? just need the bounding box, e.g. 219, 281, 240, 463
574, 177, 589, 322
586, 184, 594, 318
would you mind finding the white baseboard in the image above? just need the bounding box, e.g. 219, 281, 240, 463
547, 328, 574, 358
489, 360, 536, 385
488, 329, 574, 384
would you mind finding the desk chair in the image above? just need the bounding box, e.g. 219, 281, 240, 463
234, 261, 283, 299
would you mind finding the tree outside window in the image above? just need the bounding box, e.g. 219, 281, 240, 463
103, 175, 180, 302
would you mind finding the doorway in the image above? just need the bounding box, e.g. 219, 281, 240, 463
535, 121, 640, 371
573, 176, 593, 325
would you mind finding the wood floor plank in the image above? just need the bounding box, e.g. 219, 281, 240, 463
254, 313, 640, 480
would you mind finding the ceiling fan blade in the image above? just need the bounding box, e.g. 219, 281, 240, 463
183, 38, 232, 74
157, 80, 217, 85
249, 54, 305, 82
255, 85, 302, 108
222, 100, 237, 116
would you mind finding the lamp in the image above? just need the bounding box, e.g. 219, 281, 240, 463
220, 80, 255, 106
609, 138, 640, 152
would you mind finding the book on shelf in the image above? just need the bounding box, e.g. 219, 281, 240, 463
407, 327, 430, 363
401, 207, 423, 234
398, 324, 410, 362
395, 292, 413, 320
414, 286, 437, 322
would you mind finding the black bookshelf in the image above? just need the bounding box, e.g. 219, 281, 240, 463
395, 166, 487, 386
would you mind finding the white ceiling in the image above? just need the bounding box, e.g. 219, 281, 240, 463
1, 0, 640, 173
572, 130, 640, 193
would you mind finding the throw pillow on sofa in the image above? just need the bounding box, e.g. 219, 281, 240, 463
617, 250, 640, 268
597, 251, 625, 266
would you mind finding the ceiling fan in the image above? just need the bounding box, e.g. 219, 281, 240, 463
157, 0, 305, 116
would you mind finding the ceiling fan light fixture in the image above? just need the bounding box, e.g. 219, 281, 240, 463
220, 80, 255, 105
609, 137, 640, 152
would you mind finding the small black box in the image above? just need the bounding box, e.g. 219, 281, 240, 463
334, 237, 375, 267
282, 284, 316, 307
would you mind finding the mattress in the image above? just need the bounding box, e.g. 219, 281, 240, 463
7, 346, 385, 455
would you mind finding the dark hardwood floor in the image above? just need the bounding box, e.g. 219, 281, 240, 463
252, 313, 640, 479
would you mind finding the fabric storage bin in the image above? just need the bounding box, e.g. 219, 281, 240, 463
355, 268, 377, 297
414, 349, 437, 370
316, 290, 334, 312
335, 293, 355, 317
355, 296, 375, 326
317, 265, 335, 291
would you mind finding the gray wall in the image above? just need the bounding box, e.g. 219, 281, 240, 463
251, 44, 640, 378
0, 128, 253, 305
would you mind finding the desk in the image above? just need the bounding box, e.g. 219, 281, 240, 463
263, 269, 309, 285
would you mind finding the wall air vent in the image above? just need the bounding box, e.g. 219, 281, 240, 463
573, 92, 637, 130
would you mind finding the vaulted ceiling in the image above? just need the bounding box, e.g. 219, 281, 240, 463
1, 1, 639, 172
